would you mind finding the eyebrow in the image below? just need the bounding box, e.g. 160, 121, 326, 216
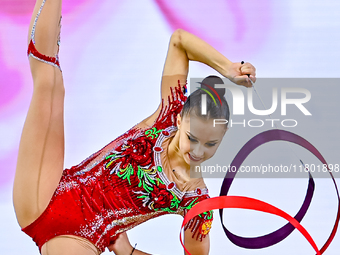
186, 131, 219, 143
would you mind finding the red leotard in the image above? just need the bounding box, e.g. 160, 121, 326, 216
22, 77, 213, 253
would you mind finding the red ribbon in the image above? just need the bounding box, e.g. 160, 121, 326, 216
180, 196, 321, 255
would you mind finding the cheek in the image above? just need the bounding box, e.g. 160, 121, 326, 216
205, 147, 219, 159
179, 137, 191, 153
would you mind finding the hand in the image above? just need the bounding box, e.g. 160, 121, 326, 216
226, 61, 256, 88
108, 232, 133, 255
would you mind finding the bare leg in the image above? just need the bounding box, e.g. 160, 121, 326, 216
13, 0, 64, 228
41, 236, 101, 255
13, 1, 102, 253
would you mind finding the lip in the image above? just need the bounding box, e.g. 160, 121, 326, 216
188, 153, 203, 162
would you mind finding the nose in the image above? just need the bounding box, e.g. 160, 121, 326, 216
192, 144, 204, 158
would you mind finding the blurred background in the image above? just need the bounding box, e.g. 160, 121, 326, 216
0, 0, 339, 254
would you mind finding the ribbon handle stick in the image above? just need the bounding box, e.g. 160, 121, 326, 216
240, 61, 306, 168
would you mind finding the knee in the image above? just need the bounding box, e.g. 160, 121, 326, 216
33, 78, 55, 97
31, 67, 56, 94
54, 71, 65, 97
30, 57, 56, 86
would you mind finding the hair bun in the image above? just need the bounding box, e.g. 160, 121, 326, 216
199, 75, 225, 97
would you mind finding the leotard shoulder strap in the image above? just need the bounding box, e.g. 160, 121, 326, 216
27, 0, 61, 70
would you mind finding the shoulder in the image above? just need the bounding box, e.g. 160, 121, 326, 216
141, 74, 188, 129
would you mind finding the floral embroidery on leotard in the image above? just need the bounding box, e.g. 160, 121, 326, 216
104, 125, 212, 219
105, 135, 153, 173
145, 127, 163, 139
201, 220, 213, 235
135, 180, 199, 213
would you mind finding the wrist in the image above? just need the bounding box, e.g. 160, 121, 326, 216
216, 59, 233, 79
130, 243, 137, 255
111, 243, 134, 255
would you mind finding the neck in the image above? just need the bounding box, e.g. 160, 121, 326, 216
167, 131, 190, 174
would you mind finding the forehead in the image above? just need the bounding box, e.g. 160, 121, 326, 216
182, 115, 226, 141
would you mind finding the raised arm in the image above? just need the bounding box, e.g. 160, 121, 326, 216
142, 29, 256, 126
162, 29, 256, 85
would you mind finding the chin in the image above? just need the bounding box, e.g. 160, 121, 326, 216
187, 153, 204, 165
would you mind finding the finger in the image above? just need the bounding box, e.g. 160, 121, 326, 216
241, 72, 256, 85
235, 75, 252, 87
240, 62, 256, 77
240, 65, 254, 76
244, 74, 253, 87
249, 75, 256, 83
108, 243, 115, 252
244, 75, 253, 88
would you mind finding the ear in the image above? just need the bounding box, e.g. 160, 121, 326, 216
176, 113, 182, 128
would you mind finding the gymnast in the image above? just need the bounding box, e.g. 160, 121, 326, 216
13, 0, 256, 254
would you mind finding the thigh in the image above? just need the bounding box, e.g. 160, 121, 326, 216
28, 0, 61, 55
41, 235, 101, 255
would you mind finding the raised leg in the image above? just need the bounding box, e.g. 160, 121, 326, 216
13, 0, 64, 228
41, 236, 101, 255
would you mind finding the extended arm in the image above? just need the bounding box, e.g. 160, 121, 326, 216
108, 230, 210, 255
108, 232, 151, 255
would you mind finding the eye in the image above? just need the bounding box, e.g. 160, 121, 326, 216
206, 143, 217, 147
187, 135, 198, 143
